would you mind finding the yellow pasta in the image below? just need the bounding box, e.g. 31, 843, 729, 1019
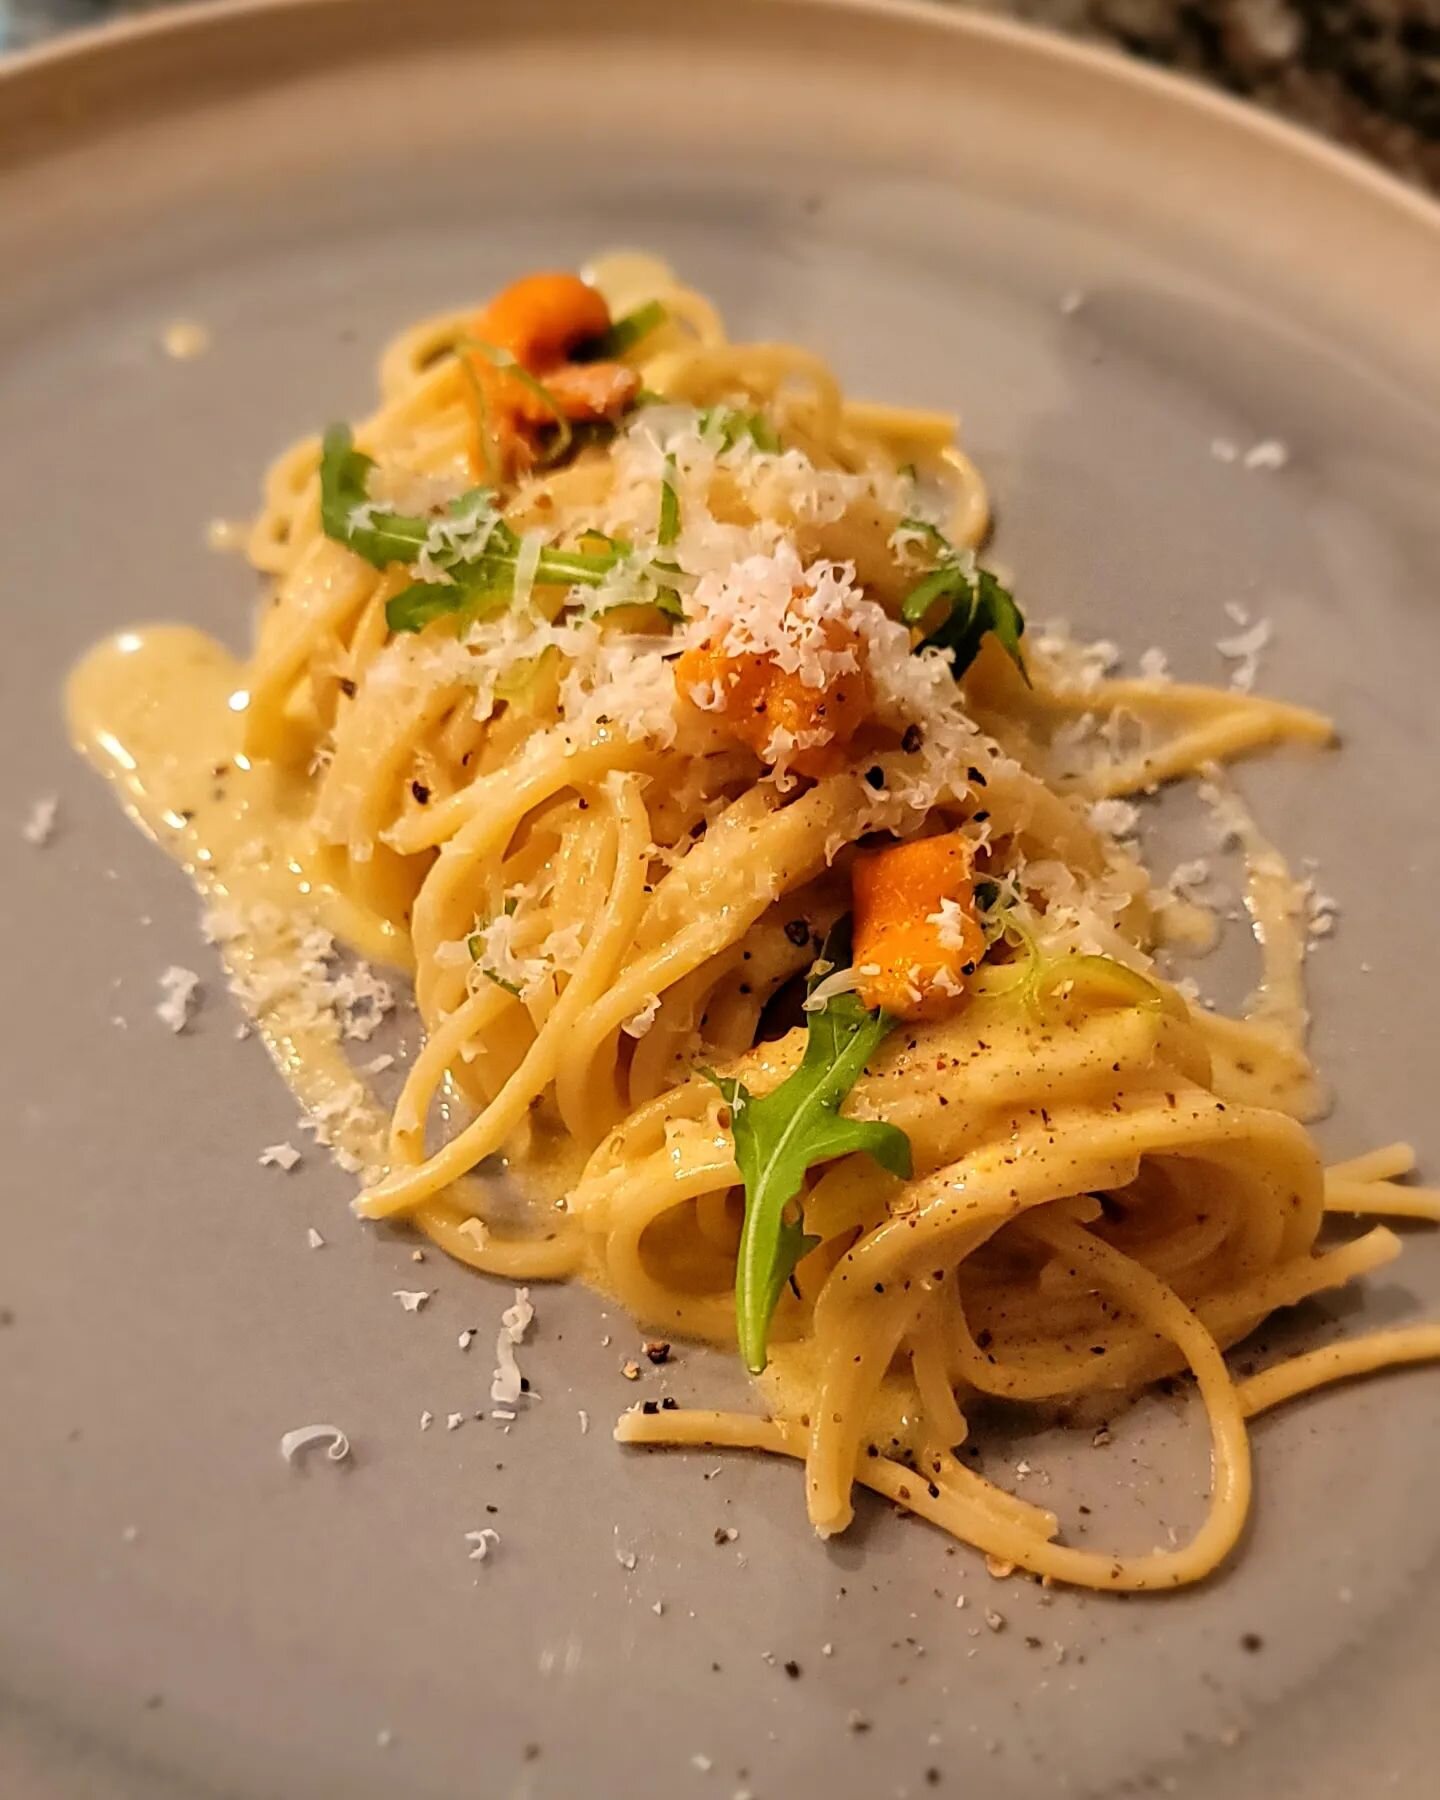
68, 254, 1440, 1592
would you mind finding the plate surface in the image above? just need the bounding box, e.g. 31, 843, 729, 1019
3, 4, 1440, 1797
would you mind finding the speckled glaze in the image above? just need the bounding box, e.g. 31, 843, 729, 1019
3, 4, 1440, 1798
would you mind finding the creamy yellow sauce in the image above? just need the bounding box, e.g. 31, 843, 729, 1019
67, 626, 400, 1180
1192, 774, 1326, 1120
68, 625, 595, 1261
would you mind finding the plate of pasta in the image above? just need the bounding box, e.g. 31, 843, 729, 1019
5, 3, 1440, 1799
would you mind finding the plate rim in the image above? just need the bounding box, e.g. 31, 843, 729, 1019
3, 0, 1440, 250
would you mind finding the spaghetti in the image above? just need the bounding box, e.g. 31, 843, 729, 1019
69, 254, 1440, 1591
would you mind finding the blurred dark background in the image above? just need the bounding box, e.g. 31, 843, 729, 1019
2, 0, 1436, 190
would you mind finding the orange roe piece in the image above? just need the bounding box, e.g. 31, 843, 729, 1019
852, 830, 985, 1019
675, 620, 872, 779
467, 273, 639, 465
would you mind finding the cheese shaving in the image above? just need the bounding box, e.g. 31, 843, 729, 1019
623, 994, 662, 1039
927, 900, 973, 953
279, 1424, 350, 1464
491, 1286, 534, 1405
21, 795, 59, 845
465, 1527, 500, 1561
155, 965, 201, 1032
1243, 438, 1290, 472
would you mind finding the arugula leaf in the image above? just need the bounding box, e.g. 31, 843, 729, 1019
707, 975, 911, 1374
319, 427, 437, 568
575, 299, 668, 361
318, 425, 623, 633
647, 453, 688, 622
385, 575, 512, 635
383, 538, 621, 634
899, 523, 1028, 683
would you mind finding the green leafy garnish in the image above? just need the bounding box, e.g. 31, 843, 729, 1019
898, 520, 1027, 683
658, 455, 680, 547
318, 425, 622, 633
697, 405, 781, 454
319, 426, 440, 567
576, 299, 668, 361
650, 453, 686, 622
706, 956, 911, 1374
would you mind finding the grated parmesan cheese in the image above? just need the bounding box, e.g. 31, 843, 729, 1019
802, 963, 878, 1012
927, 900, 972, 953
279, 1424, 349, 1465
330, 963, 395, 1042
490, 1286, 534, 1406
21, 796, 59, 845
155, 966, 201, 1033
1030, 621, 1121, 694
1307, 888, 1340, 942
1088, 798, 1141, 841
1216, 616, 1272, 693
393, 1289, 430, 1312
259, 1142, 302, 1172
622, 994, 662, 1039
1243, 438, 1289, 472
465, 1527, 500, 1562
1167, 858, 1214, 901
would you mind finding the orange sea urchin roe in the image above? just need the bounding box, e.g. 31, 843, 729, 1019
467, 272, 640, 461
675, 618, 872, 779
852, 830, 985, 1019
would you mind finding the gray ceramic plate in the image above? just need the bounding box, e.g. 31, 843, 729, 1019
4, 3, 1440, 1796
